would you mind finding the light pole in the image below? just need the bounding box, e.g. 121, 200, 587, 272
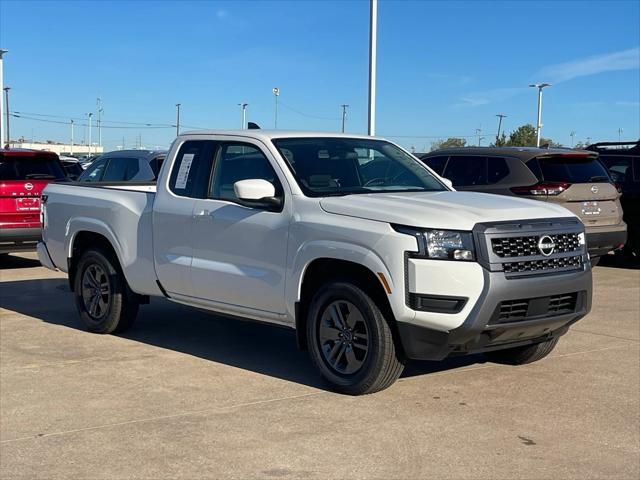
96, 97, 103, 148
476, 128, 484, 147
3, 86, 10, 147
272, 87, 280, 128
0, 49, 7, 148
529, 83, 551, 147
341, 104, 349, 133
175, 103, 181, 136
618, 127, 623, 142
367, 0, 377, 136
70, 119, 74, 156
570, 131, 576, 147
495, 114, 506, 144
238, 103, 248, 130
87, 112, 93, 156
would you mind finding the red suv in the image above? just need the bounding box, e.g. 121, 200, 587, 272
0, 149, 67, 254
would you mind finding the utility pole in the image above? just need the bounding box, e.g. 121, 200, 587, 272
367, 0, 377, 136
272, 88, 280, 128
495, 114, 506, 144
618, 127, 623, 142
96, 97, 103, 148
570, 131, 576, 147
341, 104, 349, 133
175, 103, 181, 136
3, 87, 10, 147
476, 128, 484, 146
87, 112, 93, 156
0, 50, 7, 148
238, 103, 248, 130
70, 119, 74, 156
529, 83, 551, 147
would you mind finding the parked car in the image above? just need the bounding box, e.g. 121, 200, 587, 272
420, 147, 626, 264
0, 149, 67, 254
77, 150, 167, 183
38, 131, 592, 394
586, 141, 640, 258
59, 155, 84, 180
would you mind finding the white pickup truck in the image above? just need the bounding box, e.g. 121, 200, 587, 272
38, 130, 592, 394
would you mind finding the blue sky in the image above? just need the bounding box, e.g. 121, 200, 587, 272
1, 0, 639, 151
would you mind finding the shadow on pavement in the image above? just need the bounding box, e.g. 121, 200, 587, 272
597, 253, 640, 270
1, 277, 485, 391
0, 254, 42, 270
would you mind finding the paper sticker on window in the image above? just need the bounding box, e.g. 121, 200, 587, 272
174, 153, 195, 189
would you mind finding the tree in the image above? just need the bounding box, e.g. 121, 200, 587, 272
430, 137, 467, 151
492, 132, 507, 147
504, 124, 558, 147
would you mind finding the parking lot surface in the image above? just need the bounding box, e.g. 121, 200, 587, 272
1, 253, 639, 480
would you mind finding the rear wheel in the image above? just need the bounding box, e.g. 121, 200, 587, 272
486, 338, 558, 365
73, 248, 139, 334
306, 281, 405, 395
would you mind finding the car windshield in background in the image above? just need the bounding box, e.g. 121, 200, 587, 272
0, 156, 67, 180
537, 156, 610, 183
273, 137, 446, 197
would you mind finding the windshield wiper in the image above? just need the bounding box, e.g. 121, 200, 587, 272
588, 175, 609, 182
25, 173, 56, 179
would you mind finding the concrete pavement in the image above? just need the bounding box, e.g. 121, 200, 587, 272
1, 253, 638, 479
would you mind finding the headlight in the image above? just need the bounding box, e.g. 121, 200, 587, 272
393, 226, 475, 261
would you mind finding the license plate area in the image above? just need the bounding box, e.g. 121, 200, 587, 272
16, 197, 41, 212
581, 201, 601, 216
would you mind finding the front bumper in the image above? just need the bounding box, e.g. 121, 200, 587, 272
0, 227, 41, 253
585, 223, 627, 257
397, 267, 592, 360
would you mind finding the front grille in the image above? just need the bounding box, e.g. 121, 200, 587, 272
490, 292, 579, 325
492, 233, 581, 258
503, 255, 582, 274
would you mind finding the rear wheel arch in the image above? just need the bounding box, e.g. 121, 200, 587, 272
295, 258, 398, 352
68, 231, 122, 290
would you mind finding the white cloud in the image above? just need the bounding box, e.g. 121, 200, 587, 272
453, 87, 525, 108
537, 47, 640, 83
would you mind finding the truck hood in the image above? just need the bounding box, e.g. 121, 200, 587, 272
319, 191, 575, 230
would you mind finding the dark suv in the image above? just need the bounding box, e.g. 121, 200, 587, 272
586, 141, 640, 257
78, 150, 167, 183
420, 147, 627, 262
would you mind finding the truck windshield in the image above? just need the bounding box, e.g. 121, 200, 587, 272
273, 137, 447, 197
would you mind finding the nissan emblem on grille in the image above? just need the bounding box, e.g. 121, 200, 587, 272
590, 185, 599, 194
537, 235, 556, 256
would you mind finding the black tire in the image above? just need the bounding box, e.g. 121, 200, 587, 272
306, 281, 405, 395
73, 247, 139, 334
486, 338, 558, 365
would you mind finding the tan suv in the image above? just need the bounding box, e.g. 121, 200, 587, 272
420, 147, 627, 263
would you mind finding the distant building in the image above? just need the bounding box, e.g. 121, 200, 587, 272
6, 140, 104, 157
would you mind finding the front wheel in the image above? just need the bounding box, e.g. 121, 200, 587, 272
485, 338, 559, 365
306, 281, 405, 395
73, 248, 139, 334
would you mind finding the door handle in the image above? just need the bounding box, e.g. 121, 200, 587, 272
193, 209, 212, 219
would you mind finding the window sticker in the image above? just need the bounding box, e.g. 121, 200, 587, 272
174, 153, 195, 189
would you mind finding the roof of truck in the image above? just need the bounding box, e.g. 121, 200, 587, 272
179, 130, 381, 141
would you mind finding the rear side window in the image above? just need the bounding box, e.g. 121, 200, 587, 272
102, 158, 141, 182
0, 155, 66, 180
423, 156, 447, 175
487, 157, 510, 184
79, 158, 107, 182
443, 156, 487, 186
169, 141, 216, 198
537, 156, 610, 183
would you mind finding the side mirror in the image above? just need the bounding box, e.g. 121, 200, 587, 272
234, 179, 282, 209
441, 178, 454, 189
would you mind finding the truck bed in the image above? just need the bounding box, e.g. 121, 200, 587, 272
42, 182, 162, 296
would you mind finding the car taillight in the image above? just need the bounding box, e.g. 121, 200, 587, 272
613, 183, 622, 193
511, 182, 571, 196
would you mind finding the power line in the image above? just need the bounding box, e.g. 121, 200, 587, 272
278, 101, 340, 121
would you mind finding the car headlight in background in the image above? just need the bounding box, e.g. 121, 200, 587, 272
393, 226, 475, 261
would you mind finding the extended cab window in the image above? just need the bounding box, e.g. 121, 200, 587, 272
444, 156, 487, 186
209, 144, 283, 202
169, 141, 216, 198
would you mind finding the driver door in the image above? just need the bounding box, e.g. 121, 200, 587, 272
190, 140, 291, 314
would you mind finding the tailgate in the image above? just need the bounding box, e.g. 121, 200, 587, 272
553, 183, 622, 227
0, 180, 49, 228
